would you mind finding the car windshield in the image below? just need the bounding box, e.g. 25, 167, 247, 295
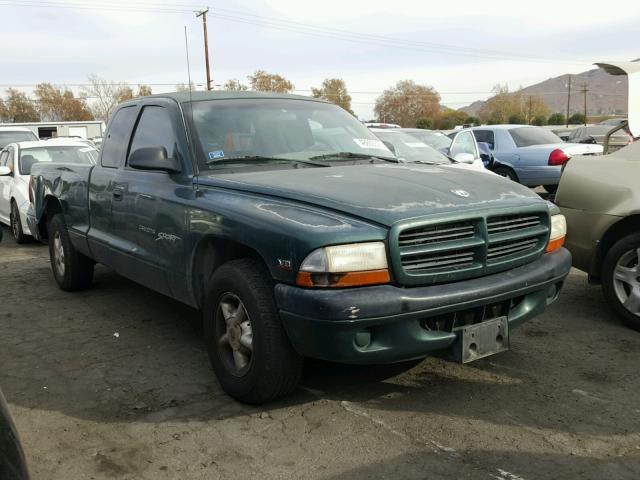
0, 131, 37, 149
372, 131, 452, 164
19, 145, 98, 175
190, 98, 395, 171
509, 127, 562, 147
404, 130, 452, 150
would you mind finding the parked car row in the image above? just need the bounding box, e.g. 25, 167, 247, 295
0, 138, 98, 242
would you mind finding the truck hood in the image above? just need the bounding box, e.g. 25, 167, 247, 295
198, 163, 545, 227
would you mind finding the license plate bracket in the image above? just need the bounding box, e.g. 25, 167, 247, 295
454, 316, 509, 363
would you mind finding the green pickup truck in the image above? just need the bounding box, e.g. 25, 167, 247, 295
26, 91, 571, 404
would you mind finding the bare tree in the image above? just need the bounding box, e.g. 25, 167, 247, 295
82, 74, 135, 121
311, 78, 353, 115
223, 79, 248, 91
175, 82, 196, 93
247, 70, 294, 93
137, 85, 153, 97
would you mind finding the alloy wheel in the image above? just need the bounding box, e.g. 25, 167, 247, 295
53, 232, 66, 277
215, 293, 253, 376
612, 248, 640, 316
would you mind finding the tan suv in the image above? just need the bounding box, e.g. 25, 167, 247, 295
555, 61, 640, 330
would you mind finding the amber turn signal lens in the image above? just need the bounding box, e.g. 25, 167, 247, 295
545, 235, 565, 253
296, 269, 390, 288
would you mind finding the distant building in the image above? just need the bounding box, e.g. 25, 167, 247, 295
0, 121, 105, 139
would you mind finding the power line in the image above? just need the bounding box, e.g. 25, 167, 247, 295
0, 0, 592, 65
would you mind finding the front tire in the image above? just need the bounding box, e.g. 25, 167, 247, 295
48, 214, 94, 291
601, 232, 640, 331
203, 258, 303, 404
10, 201, 27, 244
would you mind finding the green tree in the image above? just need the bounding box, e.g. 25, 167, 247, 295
436, 108, 469, 130
247, 70, 294, 93
465, 116, 480, 126
568, 113, 586, 125
415, 117, 433, 129
532, 115, 547, 126
34, 83, 93, 121
0, 88, 39, 122
374, 80, 441, 127
311, 78, 353, 115
547, 112, 566, 125
508, 113, 526, 124
223, 79, 248, 91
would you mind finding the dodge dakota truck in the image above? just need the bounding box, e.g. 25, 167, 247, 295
27, 91, 571, 404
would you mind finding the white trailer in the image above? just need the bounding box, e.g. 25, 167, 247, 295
0, 121, 105, 140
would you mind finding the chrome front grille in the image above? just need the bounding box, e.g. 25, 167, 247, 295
395, 209, 549, 285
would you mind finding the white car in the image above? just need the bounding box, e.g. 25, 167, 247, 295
0, 139, 98, 243
369, 128, 489, 172
0, 126, 38, 149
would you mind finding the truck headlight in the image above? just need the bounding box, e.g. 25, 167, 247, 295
545, 214, 566, 253
296, 242, 390, 288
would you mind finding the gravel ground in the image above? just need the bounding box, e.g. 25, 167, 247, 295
1, 225, 639, 480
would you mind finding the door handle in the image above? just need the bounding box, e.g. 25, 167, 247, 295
113, 187, 124, 201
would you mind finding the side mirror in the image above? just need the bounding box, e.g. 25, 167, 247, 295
129, 147, 181, 174
0, 166, 11, 176
453, 152, 475, 164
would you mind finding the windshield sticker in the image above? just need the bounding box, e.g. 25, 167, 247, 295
208, 150, 225, 160
403, 142, 429, 148
352, 138, 388, 150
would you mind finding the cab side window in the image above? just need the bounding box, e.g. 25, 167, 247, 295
473, 130, 495, 150
128, 106, 178, 164
450, 131, 477, 158
0, 151, 8, 167
101, 106, 137, 168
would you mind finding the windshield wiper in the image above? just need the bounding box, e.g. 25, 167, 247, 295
205, 155, 330, 167
309, 152, 398, 163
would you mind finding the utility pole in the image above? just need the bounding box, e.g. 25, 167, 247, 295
565, 75, 572, 127
195, 8, 212, 91
580, 83, 588, 125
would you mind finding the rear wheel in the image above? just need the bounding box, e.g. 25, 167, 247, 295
543, 184, 558, 194
602, 232, 640, 331
203, 258, 303, 404
10, 201, 27, 244
493, 166, 518, 182
48, 214, 94, 291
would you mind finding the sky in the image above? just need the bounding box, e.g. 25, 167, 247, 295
1, 0, 639, 119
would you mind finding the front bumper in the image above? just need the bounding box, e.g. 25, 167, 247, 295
275, 248, 571, 364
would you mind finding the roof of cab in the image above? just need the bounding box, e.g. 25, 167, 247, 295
131, 90, 328, 104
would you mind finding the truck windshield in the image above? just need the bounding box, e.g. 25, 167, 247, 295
190, 98, 396, 171
19, 145, 98, 175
